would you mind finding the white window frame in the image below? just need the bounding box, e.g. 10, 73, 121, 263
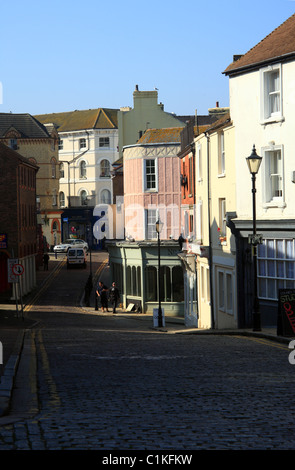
260, 64, 283, 124
197, 144, 202, 182
217, 268, 233, 315
218, 198, 227, 238
145, 208, 157, 239
59, 163, 65, 179
99, 137, 110, 148
100, 159, 111, 178
80, 189, 88, 206
261, 145, 285, 208
79, 160, 87, 179
79, 138, 86, 149
196, 199, 203, 243
258, 239, 295, 300
200, 265, 210, 304
143, 159, 158, 192
59, 192, 65, 208
218, 132, 225, 176
101, 189, 111, 204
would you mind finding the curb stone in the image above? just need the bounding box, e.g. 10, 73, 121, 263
0, 330, 25, 417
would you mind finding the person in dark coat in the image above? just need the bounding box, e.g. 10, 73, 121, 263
43, 252, 49, 270
108, 281, 120, 313
96, 281, 109, 312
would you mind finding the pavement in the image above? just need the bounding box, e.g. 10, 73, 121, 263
0, 252, 294, 417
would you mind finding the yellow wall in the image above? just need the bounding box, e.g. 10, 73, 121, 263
194, 124, 237, 329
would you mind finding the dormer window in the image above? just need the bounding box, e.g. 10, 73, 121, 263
9, 139, 17, 150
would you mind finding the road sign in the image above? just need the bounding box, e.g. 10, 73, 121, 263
7, 258, 18, 283
12, 264, 24, 276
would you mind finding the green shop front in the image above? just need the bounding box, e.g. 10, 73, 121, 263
107, 240, 184, 316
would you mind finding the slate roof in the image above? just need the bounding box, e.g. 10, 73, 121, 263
136, 127, 183, 144
204, 113, 232, 133
224, 13, 295, 75
35, 108, 119, 132
0, 113, 50, 139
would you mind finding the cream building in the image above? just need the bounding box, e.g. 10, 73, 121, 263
194, 114, 237, 329
36, 109, 119, 246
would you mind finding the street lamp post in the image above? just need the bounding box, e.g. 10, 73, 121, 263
246, 145, 262, 332
156, 218, 164, 327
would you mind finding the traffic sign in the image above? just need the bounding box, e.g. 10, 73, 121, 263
7, 259, 18, 283
12, 264, 24, 276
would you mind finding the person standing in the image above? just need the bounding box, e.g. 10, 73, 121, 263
96, 281, 109, 312
109, 281, 120, 313
43, 252, 49, 270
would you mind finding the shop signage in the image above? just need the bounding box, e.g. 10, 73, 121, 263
277, 289, 295, 337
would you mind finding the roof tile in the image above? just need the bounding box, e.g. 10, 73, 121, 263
224, 13, 295, 75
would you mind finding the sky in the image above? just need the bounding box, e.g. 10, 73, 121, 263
1, 0, 295, 118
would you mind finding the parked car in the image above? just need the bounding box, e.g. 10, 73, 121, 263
53, 239, 88, 253
67, 247, 87, 269
71, 239, 88, 251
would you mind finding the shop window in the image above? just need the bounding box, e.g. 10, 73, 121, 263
258, 239, 295, 300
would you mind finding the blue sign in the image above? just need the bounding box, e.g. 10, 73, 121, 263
0, 234, 7, 249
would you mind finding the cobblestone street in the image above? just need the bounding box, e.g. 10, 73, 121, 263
0, 254, 295, 452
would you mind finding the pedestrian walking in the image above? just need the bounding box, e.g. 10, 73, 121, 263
108, 281, 120, 313
96, 281, 109, 312
43, 252, 49, 270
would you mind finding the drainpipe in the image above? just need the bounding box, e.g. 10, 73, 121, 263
205, 132, 215, 329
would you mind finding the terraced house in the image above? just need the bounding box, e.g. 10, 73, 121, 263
224, 13, 295, 327
36, 108, 119, 248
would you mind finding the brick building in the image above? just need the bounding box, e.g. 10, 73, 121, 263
0, 113, 61, 251
0, 142, 38, 300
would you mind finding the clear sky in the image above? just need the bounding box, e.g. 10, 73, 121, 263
1, 0, 295, 117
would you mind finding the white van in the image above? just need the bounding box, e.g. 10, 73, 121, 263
67, 247, 87, 269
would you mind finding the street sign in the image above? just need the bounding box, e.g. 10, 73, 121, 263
12, 264, 24, 276
7, 258, 18, 283
153, 308, 165, 327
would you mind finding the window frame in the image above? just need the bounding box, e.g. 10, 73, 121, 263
79, 160, 87, 179
262, 145, 285, 208
196, 144, 202, 183
100, 159, 111, 178
218, 132, 225, 176
217, 268, 233, 315
260, 64, 283, 124
59, 191, 65, 208
257, 239, 295, 300
144, 158, 158, 192
99, 137, 110, 148
145, 208, 157, 239
79, 138, 86, 150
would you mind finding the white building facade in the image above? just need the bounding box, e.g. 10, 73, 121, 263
36, 109, 119, 245
224, 14, 295, 327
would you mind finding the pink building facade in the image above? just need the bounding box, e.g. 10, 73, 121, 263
107, 128, 185, 315
123, 128, 182, 241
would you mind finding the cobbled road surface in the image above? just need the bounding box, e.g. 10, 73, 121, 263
0, 253, 295, 452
